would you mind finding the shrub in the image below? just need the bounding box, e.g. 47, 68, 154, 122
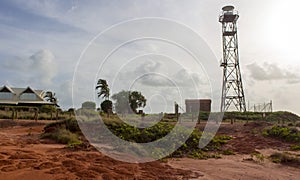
101, 100, 112, 113
250, 152, 265, 163
44, 118, 80, 133
270, 152, 300, 167
43, 116, 232, 159
65, 119, 80, 132
41, 128, 81, 145
290, 144, 300, 151
266, 111, 300, 122
263, 126, 300, 143
40, 105, 56, 113
222, 149, 235, 155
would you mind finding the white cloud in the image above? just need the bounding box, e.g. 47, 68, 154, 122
3, 49, 57, 87
30, 49, 57, 85
107, 59, 212, 112
246, 62, 300, 84
56, 80, 73, 109
1, 0, 300, 115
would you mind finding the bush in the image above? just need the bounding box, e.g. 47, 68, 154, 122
270, 152, 300, 166
222, 149, 235, 155
290, 144, 300, 151
40, 105, 56, 113
250, 152, 265, 163
263, 126, 300, 143
41, 128, 81, 145
265, 111, 300, 122
101, 100, 112, 113
44, 118, 80, 133
44, 115, 232, 159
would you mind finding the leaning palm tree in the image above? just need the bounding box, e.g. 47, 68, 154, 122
96, 79, 112, 115
44, 91, 58, 105
96, 79, 110, 100
43, 91, 58, 120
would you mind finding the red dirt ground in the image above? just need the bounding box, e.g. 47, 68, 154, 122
216, 122, 293, 154
0, 120, 199, 179
1, 119, 299, 179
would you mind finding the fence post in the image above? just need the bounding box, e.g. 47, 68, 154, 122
34, 108, 38, 122
15, 109, 18, 120
11, 108, 15, 120
56, 110, 59, 120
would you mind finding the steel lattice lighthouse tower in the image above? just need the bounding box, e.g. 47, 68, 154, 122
219, 5, 246, 112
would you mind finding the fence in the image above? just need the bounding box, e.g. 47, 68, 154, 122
248, 100, 273, 113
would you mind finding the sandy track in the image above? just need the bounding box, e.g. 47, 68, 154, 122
168, 155, 300, 180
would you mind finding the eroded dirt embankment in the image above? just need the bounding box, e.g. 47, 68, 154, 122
0, 120, 199, 179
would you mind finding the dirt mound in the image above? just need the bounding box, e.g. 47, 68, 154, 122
219, 122, 292, 154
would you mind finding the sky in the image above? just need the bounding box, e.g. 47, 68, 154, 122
0, 0, 300, 115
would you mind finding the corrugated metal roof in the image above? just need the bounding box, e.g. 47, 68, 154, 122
18, 101, 53, 104
0, 86, 50, 105
0, 85, 15, 94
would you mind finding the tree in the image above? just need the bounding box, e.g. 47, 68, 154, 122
101, 100, 113, 113
67, 108, 75, 118
111, 90, 129, 114
129, 91, 146, 113
96, 79, 110, 100
43, 91, 58, 105
82, 101, 96, 110
43, 91, 58, 120
96, 79, 113, 113
111, 90, 146, 114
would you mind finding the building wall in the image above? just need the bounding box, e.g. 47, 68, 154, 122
185, 99, 211, 113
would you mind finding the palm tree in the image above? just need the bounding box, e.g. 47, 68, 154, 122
43, 91, 58, 120
96, 79, 110, 100
44, 91, 58, 105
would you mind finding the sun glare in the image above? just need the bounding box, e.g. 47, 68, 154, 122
267, 1, 300, 62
